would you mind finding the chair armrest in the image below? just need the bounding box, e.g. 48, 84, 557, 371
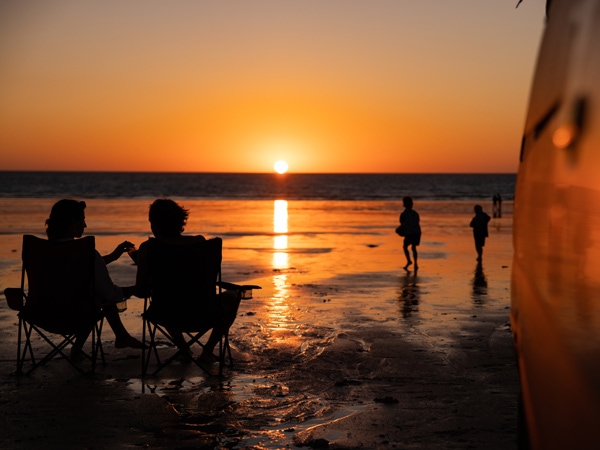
4, 288, 25, 311
217, 281, 262, 291
216, 281, 262, 298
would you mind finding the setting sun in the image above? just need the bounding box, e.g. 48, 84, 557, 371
274, 160, 289, 174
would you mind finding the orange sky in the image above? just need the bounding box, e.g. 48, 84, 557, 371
0, 1, 546, 173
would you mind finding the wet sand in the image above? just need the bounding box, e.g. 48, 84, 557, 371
0, 199, 518, 449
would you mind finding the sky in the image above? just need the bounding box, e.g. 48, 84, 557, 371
0, 1, 547, 174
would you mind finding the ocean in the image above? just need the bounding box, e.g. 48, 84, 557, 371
0, 171, 515, 294
0, 172, 515, 201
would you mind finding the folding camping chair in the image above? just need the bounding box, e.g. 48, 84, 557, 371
4, 235, 105, 375
141, 237, 259, 378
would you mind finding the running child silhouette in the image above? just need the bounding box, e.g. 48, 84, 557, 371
399, 196, 422, 271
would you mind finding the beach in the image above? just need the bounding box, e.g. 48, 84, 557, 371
0, 198, 518, 449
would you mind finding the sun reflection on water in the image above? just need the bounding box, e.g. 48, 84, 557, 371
273, 200, 289, 272
273, 199, 288, 234
270, 200, 292, 341
273, 234, 287, 250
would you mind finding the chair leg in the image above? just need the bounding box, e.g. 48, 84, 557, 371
142, 321, 167, 377
141, 316, 147, 378
32, 328, 84, 375
91, 323, 98, 374
17, 320, 103, 376
218, 337, 224, 377
19, 322, 37, 375
141, 320, 234, 378
225, 334, 233, 368
142, 319, 158, 377
16, 317, 23, 375
141, 317, 162, 394
151, 325, 178, 376
87, 318, 105, 370
217, 333, 233, 377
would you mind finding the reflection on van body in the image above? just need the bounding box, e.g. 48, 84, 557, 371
511, 0, 600, 448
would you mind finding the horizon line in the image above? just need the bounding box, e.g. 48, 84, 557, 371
0, 169, 518, 175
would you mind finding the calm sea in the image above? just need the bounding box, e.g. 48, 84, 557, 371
0, 171, 515, 294
0, 172, 515, 201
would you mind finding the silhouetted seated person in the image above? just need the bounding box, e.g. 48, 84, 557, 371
134, 199, 241, 363
45, 199, 145, 357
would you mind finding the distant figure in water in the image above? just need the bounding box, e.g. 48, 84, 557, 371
493, 192, 502, 218
470, 204, 491, 262
399, 196, 421, 271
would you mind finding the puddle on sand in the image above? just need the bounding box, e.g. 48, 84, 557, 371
109, 298, 352, 447
119, 371, 367, 448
